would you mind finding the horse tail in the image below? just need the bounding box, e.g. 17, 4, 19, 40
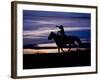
77, 37, 82, 46
74, 36, 82, 46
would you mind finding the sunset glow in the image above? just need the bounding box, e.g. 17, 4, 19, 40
23, 48, 87, 54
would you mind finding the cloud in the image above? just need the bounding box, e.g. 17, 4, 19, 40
23, 26, 90, 39
23, 16, 90, 32
24, 17, 90, 25
64, 27, 90, 31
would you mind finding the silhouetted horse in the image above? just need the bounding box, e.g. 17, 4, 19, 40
48, 32, 82, 53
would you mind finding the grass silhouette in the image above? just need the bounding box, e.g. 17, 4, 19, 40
23, 47, 90, 69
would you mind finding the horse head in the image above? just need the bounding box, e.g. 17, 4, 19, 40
48, 32, 55, 40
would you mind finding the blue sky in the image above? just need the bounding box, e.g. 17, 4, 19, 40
23, 10, 91, 45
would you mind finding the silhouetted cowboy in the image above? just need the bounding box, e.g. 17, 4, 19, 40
56, 25, 66, 45
56, 25, 65, 36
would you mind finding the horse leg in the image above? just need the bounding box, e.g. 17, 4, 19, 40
68, 43, 71, 52
77, 38, 82, 51
77, 45, 79, 51
73, 42, 78, 51
61, 48, 66, 53
58, 48, 60, 53
68, 47, 71, 52
75, 42, 79, 51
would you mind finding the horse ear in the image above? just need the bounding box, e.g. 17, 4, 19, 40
51, 32, 53, 34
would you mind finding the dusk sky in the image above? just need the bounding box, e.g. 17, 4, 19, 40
23, 10, 91, 46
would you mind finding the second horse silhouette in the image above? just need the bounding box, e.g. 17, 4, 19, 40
48, 31, 82, 53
